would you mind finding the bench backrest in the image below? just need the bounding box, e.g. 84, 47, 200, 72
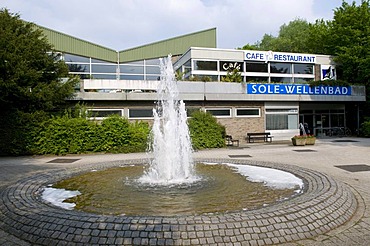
247, 132, 271, 136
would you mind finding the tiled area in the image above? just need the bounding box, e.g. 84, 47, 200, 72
1, 137, 370, 245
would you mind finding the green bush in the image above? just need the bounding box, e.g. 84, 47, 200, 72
360, 119, 370, 137
0, 110, 48, 156
35, 116, 99, 155
34, 114, 150, 155
188, 111, 226, 150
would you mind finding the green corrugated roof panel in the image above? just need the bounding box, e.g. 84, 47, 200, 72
38, 25, 117, 62
37, 24, 216, 63
119, 28, 216, 63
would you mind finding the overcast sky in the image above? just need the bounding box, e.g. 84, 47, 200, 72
2, 0, 361, 51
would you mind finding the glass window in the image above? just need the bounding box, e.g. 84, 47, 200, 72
246, 62, 268, 72
120, 65, 144, 74
186, 107, 201, 117
91, 58, 111, 64
128, 109, 153, 118
145, 58, 161, 65
270, 62, 291, 74
145, 75, 161, 81
121, 74, 144, 80
64, 53, 89, 63
271, 77, 292, 83
293, 64, 313, 74
294, 77, 313, 83
67, 63, 90, 73
191, 75, 218, 82
92, 74, 117, 79
193, 60, 217, 71
220, 61, 244, 72
88, 109, 122, 118
122, 60, 143, 65
266, 108, 298, 113
246, 76, 268, 82
92, 64, 117, 73
145, 66, 160, 74
236, 108, 260, 117
205, 108, 231, 117
266, 114, 298, 130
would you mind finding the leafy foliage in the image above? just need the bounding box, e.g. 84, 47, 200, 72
221, 68, 243, 83
188, 111, 226, 149
240, 19, 311, 53
34, 114, 150, 155
0, 110, 48, 155
360, 119, 370, 137
0, 9, 78, 113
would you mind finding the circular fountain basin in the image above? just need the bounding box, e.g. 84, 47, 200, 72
50, 163, 302, 216
0, 158, 357, 245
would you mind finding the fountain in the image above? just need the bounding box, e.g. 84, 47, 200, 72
139, 55, 197, 185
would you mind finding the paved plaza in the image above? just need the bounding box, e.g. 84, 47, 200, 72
0, 137, 370, 245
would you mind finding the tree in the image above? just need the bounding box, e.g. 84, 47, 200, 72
240, 19, 311, 53
327, 0, 370, 85
0, 8, 77, 113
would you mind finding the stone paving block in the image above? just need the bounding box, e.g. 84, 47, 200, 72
0, 157, 366, 245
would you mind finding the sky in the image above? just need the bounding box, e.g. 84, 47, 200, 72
1, 0, 362, 51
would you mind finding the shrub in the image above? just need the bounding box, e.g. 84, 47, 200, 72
188, 111, 226, 150
0, 110, 48, 156
34, 114, 150, 155
361, 119, 370, 137
35, 115, 99, 155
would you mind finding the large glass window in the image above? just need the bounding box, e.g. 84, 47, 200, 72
67, 64, 90, 73
205, 108, 231, 117
145, 58, 161, 65
120, 65, 144, 74
193, 60, 217, 71
270, 77, 292, 83
266, 108, 298, 130
64, 53, 90, 63
92, 64, 117, 73
128, 109, 154, 118
294, 77, 313, 83
120, 74, 144, 80
293, 64, 313, 74
183, 60, 191, 74
246, 62, 268, 72
235, 108, 260, 117
145, 66, 160, 74
246, 76, 268, 82
91, 58, 111, 64
266, 114, 298, 130
192, 75, 218, 82
92, 74, 117, 79
270, 62, 291, 74
88, 109, 122, 119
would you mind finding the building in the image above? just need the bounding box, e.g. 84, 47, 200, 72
38, 25, 366, 142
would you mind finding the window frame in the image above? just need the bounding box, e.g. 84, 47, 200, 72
235, 108, 261, 118
128, 108, 154, 119
205, 108, 231, 118
87, 109, 123, 120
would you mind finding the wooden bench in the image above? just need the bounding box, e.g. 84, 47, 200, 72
225, 135, 240, 147
246, 132, 273, 143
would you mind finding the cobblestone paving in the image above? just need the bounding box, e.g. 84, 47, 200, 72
0, 137, 370, 245
0, 158, 358, 245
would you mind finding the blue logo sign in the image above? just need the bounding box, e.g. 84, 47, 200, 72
247, 84, 351, 95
